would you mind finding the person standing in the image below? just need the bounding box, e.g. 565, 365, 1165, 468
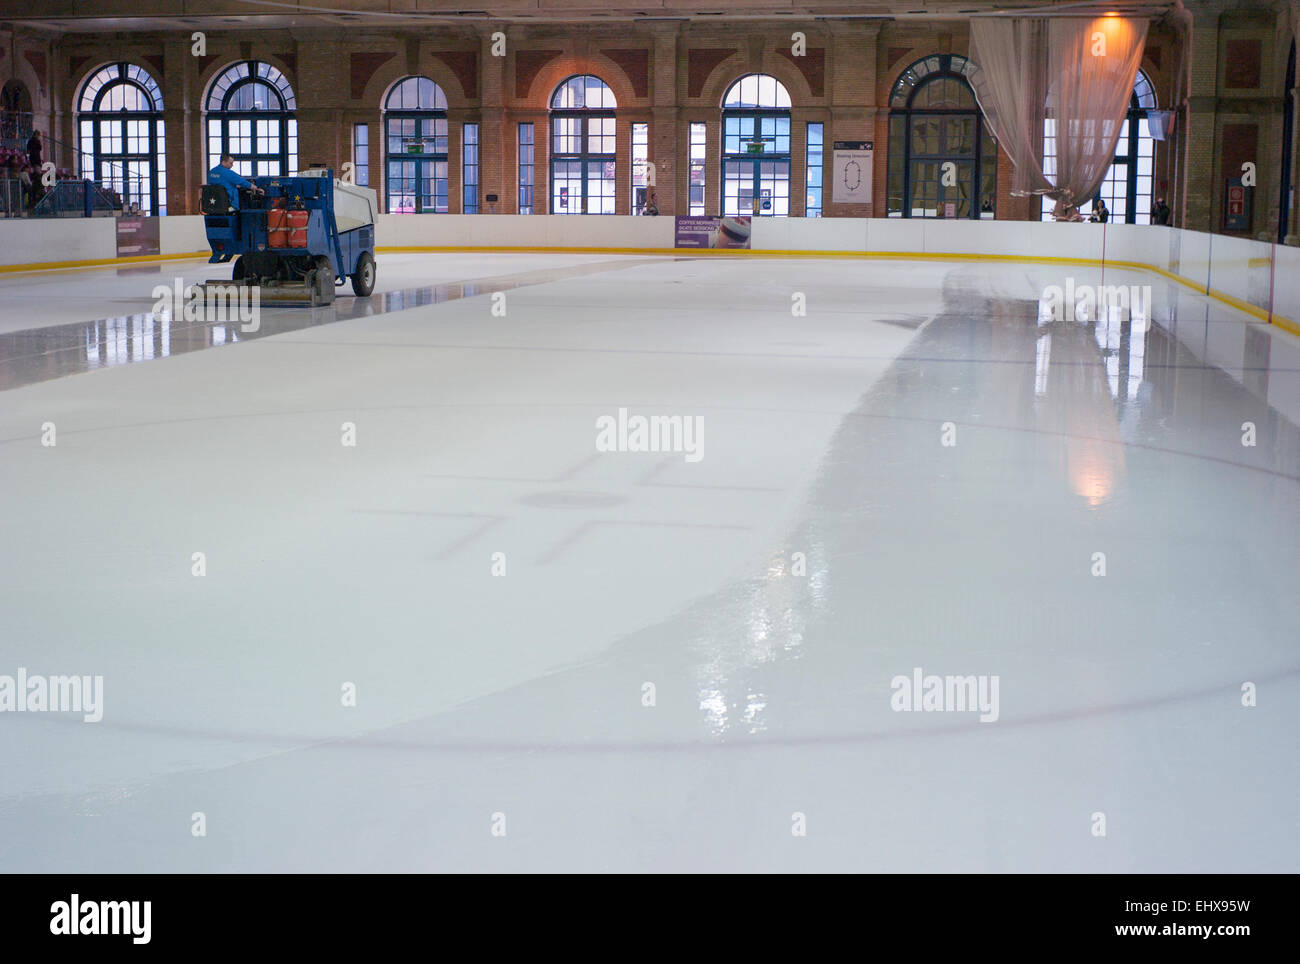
644, 191, 660, 216
26, 129, 42, 171
1151, 197, 1170, 225
1091, 198, 1109, 223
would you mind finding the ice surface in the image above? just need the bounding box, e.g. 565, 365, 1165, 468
0, 252, 1297, 871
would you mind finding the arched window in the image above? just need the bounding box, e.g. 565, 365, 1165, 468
721, 74, 791, 217
204, 61, 297, 178
1041, 70, 1157, 223
77, 63, 167, 215
550, 75, 617, 214
384, 76, 449, 214
887, 55, 996, 219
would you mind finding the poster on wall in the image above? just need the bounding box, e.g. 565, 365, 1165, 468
832, 141, 873, 205
116, 216, 160, 257
1223, 177, 1251, 232
673, 216, 751, 249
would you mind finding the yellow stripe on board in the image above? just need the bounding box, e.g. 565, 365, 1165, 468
0, 244, 1295, 334
0, 251, 210, 274
376, 245, 1298, 331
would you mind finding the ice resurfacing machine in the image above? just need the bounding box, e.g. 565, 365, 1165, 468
200, 168, 377, 306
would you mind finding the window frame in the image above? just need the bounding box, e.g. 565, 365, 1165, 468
1039, 71, 1158, 225
805, 121, 824, 217
204, 61, 297, 180
886, 54, 995, 221
518, 122, 535, 214
78, 63, 167, 215
549, 74, 618, 215
720, 73, 793, 218
383, 76, 450, 215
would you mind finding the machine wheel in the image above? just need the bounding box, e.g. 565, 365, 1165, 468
232, 257, 246, 283
351, 252, 376, 297
311, 258, 335, 307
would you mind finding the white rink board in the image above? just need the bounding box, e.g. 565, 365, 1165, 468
1, 213, 1297, 328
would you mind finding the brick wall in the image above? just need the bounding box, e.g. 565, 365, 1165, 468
6, 15, 1292, 240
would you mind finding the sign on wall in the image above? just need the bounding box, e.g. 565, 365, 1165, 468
674, 216, 751, 249
116, 216, 160, 257
832, 141, 873, 205
1223, 177, 1251, 232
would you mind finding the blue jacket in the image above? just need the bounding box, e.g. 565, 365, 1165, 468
207, 164, 253, 209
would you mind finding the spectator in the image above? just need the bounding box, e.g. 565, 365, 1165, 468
26, 129, 42, 171
1090, 198, 1109, 223
644, 191, 660, 216
1151, 197, 1170, 225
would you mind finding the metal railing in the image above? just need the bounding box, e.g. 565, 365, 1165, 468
32, 179, 122, 218
0, 177, 25, 216
1, 115, 158, 218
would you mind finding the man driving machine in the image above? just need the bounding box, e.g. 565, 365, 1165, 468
207, 153, 265, 212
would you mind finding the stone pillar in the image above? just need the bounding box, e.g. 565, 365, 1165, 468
827, 20, 879, 218
162, 36, 194, 215
651, 23, 680, 216
1180, 0, 1225, 233
479, 26, 505, 213
294, 30, 342, 173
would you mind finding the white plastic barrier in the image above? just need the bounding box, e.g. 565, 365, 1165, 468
0, 216, 117, 265
752, 215, 868, 252
159, 215, 208, 255
0, 213, 1298, 333
1266, 329, 1300, 423
1273, 243, 1300, 332
1206, 233, 1274, 315
1100, 222, 1165, 269
376, 213, 675, 250
1170, 227, 1212, 293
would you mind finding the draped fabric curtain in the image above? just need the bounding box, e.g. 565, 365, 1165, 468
969, 16, 1148, 216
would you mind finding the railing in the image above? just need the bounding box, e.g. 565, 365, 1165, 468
32, 179, 122, 218
1, 176, 125, 219
0, 177, 24, 217
1, 124, 155, 218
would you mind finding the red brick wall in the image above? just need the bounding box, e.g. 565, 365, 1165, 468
16, 18, 1211, 227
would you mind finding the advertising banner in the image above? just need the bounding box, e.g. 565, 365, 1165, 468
673, 215, 751, 249
116, 216, 160, 257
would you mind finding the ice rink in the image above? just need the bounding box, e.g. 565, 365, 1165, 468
1, 250, 1298, 872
